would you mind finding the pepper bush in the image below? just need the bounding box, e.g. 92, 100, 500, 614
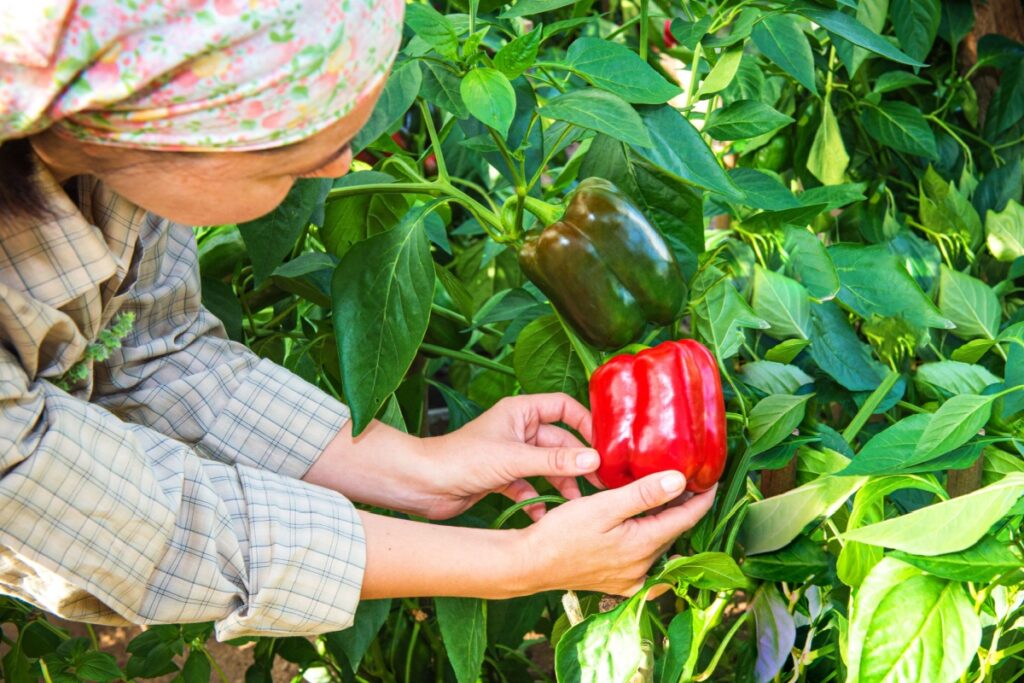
4, 0, 1024, 681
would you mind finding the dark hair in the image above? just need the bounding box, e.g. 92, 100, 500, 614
0, 138, 50, 221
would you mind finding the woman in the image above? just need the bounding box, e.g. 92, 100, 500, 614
0, 0, 715, 640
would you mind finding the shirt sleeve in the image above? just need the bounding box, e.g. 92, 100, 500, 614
92, 219, 348, 480
0, 349, 365, 640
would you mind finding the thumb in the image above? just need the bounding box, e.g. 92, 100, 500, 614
600, 470, 687, 522
503, 444, 601, 480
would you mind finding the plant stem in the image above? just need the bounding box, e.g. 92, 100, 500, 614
430, 303, 502, 338
684, 42, 703, 108
419, 343, 516, 376
639, 0, 650, 61
843, 371, 899, 442
491, 494, 567, 528
419, 99, 450, 181
694, 610, 751, 681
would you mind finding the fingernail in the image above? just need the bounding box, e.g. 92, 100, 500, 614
576, 450, 599, 469
661, 473, 685, 492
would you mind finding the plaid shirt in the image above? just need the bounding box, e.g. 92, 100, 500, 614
0, 160, 364, 640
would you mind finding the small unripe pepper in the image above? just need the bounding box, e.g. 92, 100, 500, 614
517, 178, 686, 350
590, 339, 727, 492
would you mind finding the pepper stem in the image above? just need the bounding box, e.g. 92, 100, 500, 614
522, 196, 564, 228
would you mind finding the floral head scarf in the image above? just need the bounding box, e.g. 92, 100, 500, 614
0, 0, 404, 151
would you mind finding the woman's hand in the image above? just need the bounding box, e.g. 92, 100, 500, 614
357, 471, 717, 600
516, 472, 717, 597
304, 392, 601, 520
415, 392, 600, 520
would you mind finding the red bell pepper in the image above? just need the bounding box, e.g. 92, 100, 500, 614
590, 339, 727, 492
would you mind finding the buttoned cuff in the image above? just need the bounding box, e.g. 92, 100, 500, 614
215, 465, 366, 640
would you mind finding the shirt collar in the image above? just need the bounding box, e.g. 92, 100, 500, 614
0, 155, 123, 310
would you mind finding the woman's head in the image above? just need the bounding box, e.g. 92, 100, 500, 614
1, 0, 402, 224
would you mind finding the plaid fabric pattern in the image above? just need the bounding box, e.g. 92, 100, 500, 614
0, 160, 363, 639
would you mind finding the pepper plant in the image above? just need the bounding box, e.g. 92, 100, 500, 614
4, 0, 1024, 681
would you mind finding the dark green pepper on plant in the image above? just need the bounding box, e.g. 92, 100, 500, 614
517, 177, 687, 350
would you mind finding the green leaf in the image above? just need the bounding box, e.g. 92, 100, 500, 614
178, 650, 210, 683
920, 174, 983, 251
844, 472, 1024, 555
541, 89, 652, 147
705, 100, 793, 141
847, 558, 980, 683
656, 552, 750, 590
322, 600, 392, 672
808, 302, 890, 392
806, 99, 849, 185
794, 3, 926, 66
332, 207, 434, 434
890, 0, 941, 62
494, 27, 542, 79
460, 68, 516, 137
752, 584, 796, 683
782, 226, 841, 301
405, 3, 460, 59
669, 15, 712, 51
239, 178, 331, 285
74, 652, 122, 682
829, 244, 952, 330
871, 70, 930, 94
554, 595, 646, 683
985, 59, 1024, 137
729, 168, 800, 211
892, 536, 1024, 583
837, 475, 946, 586
513, 315, 586, 397
740, 361, 814, 395
913, 393, 994, 460
420, 61, 469, 118
660, 613, 693, 683
751, 14, 817, 94
860, 101, 938, 159
986, 199, 1024, 262
950, 339, 995, 364
352, 61, 423, 151
742, 537, 833, 583
839, 414, 931, 476
435, 598, 487, 683
691, 266, 769, 358
938, 265, 1000, 340
633, 105, 743, 200
765, 338, 811, 364
752, 266, 811, 340
696, 45, 744, 98
799, 183, 868, 212
500, 0, 575, 18
747, 393, 813, 457
740, 473, 865, 555
915, 361, 1001, 398
565, 37, 681, 104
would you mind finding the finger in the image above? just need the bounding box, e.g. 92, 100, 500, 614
535, 424, 586, 450
548, 475, 582, 499
597, 471, 688, 524
499, 479, 546, 521
639, 484, 718, 542
514, 393, 594, 444
501, 442, 600, 482
645, 583, 673, 601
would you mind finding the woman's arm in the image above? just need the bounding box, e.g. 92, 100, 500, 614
92, 218, 348, 480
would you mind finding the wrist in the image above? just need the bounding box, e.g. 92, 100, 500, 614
304, 419, 432, 513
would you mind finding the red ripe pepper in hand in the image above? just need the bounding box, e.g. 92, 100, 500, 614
590, 339, 727, 493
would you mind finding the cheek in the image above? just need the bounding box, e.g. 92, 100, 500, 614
304, 147, 353, 179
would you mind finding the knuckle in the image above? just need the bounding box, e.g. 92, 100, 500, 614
548, 447, 571, 472
636, 483, 660, 510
